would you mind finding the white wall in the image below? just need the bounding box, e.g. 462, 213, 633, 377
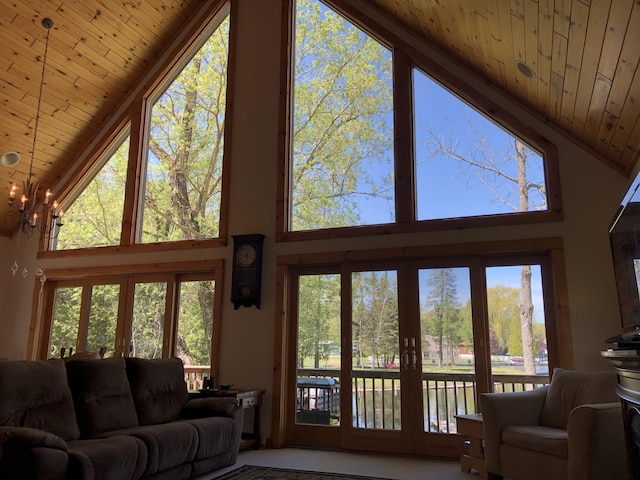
0, 0, 631, 439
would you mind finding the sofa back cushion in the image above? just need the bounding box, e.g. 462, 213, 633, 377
540, 367, 618, 429
0, 359, 80, 441
125, 357, 189, 425
65, 357, 139, 437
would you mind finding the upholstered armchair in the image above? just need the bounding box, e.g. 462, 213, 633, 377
480, 368, 626, 480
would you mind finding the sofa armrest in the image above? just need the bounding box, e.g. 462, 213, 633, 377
0, 427, 68, 480
0, 426, 68, 452
567, 402, 626, 480
480, 386, 549, 476
182, 397, 241, 418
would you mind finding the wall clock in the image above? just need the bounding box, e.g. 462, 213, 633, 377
231, 234, 265, 309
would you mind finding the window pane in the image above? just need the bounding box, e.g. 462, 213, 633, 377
296, 273, 341, 426
54, 137, 129, 250
86, 284, 119, 354
49, 287, 82, 358
419, 267, 474, 433
352, 270, 400, 430
141, 16, 230, 243
485, 265, 549, 390
176, 279, 215, 367
414, 68, 547, 220
130, 282, 167, 358
291, 0, 394, 231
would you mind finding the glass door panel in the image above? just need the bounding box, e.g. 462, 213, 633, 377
351, 270, 400, 430
296, 273, 341, 426
130, 282, 168, 358
418, 267, 473, 434
86, 284, 119, 354
485, 265, 549, 391
49, 286, 82, 358
176, 279, 215, 366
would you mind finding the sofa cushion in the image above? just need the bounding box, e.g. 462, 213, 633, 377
181, 416, 238, 459
0, 359, 80, 441
125, 357, 189, 425
66, 357, 139, 437
540, 368, 618, 429
67, 435, 147, 480
100, 422, 198, 476
502, 425, 568, 458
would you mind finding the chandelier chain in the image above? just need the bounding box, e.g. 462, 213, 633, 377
29, 19, 53, 181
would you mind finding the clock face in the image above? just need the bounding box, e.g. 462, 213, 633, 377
236, 244, 257, 267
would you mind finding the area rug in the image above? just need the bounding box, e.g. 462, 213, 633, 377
215, 465, 394, 480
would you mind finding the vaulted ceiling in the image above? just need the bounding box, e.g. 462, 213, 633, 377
0, 0, 638, 238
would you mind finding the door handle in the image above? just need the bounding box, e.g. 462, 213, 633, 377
402, 349, 410, 368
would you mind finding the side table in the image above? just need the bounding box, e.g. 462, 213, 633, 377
455, 413, 487, 478
191, 388, 266, 450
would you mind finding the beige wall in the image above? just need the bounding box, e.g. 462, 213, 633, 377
0, 0, 632, 440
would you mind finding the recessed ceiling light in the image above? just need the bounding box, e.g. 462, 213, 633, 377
0, 151, 20, 167
515, 60, 536, 79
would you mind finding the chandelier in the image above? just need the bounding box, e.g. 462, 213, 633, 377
2, 18, 63, 243
1, 18, 63, 282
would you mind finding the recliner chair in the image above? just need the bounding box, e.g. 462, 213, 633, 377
480, 368, 626, 480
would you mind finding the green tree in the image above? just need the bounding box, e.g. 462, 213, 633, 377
424, 269, 462, 368
49, 287, 82, 358
298, 274, 341, 368
55, 139, 129, 250
486, 286, 519, 355
292, 0, 394, 230
352, 271, 398, 368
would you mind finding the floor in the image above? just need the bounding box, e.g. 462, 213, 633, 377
199, 447, 480, 480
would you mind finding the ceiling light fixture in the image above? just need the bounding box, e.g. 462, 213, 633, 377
0, 152, 21, 167
4, 17, 63, 278
515, 60, 536, 79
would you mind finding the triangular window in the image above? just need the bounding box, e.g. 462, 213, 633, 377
53, 133, 129, 250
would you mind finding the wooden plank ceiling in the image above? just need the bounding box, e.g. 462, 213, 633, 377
0, 0, 639, 238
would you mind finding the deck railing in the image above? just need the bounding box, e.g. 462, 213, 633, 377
297, 368, 549, 433
184, 365, 210, 391
185, 365, 549, 434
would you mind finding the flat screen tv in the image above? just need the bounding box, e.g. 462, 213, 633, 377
609, 173, 640, 343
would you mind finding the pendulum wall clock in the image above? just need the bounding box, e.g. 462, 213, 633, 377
231, 234, 265, 309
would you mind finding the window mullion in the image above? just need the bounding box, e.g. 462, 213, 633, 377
393, 49, 415, 224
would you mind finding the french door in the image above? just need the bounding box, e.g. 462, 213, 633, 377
286, 254, 556, 457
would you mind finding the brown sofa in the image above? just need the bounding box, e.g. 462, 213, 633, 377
0, 357, 243, 480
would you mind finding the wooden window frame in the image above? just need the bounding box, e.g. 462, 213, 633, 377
29, 260, 224, 380
276, 0, 563, 242
38, 0, 235, 260
270, 237, 572, 447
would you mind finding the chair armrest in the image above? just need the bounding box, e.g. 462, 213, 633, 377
567, 402, 626, 480
480, 386, 549, 475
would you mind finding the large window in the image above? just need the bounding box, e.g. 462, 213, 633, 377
49, 4, 231, 253
283, 0, 560, 238
413, 68, 547, 220
141, 15, 230, 243
40, 262, 222, 376
54, 134, 130, 250
290, 0, 394, 231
